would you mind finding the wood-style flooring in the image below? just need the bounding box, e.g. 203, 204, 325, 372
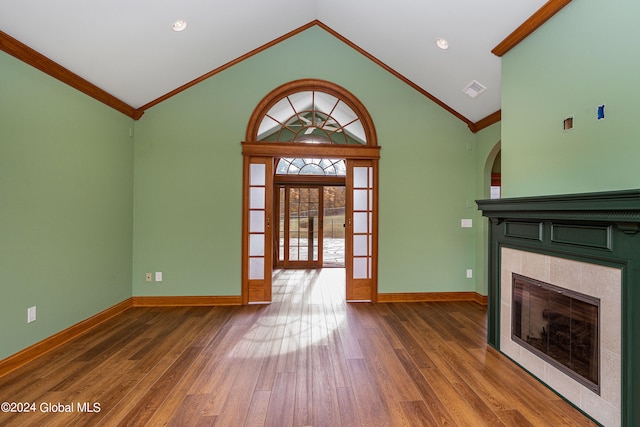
0, 269, 596, 426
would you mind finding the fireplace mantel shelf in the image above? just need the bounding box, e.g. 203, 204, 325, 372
477, 189, 640, 234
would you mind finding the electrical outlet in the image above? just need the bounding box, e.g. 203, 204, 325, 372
466, 269, 473, 279
27, 306, 36, 323
145, 273, 152, 282
155, 272, 163, 282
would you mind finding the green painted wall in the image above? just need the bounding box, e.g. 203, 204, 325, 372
0, 23, 484, 361
474, 122, 501, 296
0, 53, 134, 359
133, 26, 477, 296
501, 0, 640, 198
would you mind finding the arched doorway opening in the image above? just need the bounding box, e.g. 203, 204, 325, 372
241, 79, 380, 304
490, 149, 501, 199
485, 141, 501, 199
477, 140, 501, 298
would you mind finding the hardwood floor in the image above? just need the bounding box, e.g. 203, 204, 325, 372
0, 269, 596, 426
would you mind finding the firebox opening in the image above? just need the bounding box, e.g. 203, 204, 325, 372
511, 273, 600, 394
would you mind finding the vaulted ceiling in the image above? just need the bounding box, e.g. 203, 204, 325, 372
0, 0, 559, 127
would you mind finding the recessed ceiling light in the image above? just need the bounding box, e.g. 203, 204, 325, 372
172, 20, 188, 32
435, 38, 449, 50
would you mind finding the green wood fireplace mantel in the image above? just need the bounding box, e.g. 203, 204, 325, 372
477, 189, 640, 427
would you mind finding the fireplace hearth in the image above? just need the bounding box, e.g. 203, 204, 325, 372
478, 189, 640, 427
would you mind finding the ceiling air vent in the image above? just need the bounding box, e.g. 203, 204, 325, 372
463, 80, 487, 98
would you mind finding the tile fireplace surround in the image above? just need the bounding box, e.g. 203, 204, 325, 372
501, 248, 620, 425
478, 190, 640, 427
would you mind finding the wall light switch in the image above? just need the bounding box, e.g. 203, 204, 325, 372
466, 269, 473, 279
155, 272, 163, 282
461, 219, 473, 228
27, 306, 36, 323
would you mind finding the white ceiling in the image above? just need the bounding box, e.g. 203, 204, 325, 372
0, 0, 548, 123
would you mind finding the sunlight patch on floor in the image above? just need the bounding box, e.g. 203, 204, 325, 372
232, 268, 346, 359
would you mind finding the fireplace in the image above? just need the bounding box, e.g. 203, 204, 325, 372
478, 190, 640, 427
500, 248, 619, 426
511, 273, 599, 394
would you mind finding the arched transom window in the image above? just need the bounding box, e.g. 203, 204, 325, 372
276, 158, 346, 176
256, 90, 367, 145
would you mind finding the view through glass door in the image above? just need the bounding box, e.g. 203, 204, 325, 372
276, 185, 346, 269
277, 186, 321, 268
322, 186, 345, 267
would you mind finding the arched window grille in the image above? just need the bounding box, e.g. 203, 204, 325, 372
275, 158, 346, 176
256, 90, 367, 145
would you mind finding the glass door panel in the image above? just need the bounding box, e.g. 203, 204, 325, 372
248, 163, 267, 280
289, 187, 319, 262
276, 186, 323, 268
352, 166, 372, 280
323, 186, 345, 267
277, 187, 285, 263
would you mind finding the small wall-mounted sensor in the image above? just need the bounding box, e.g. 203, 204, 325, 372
597, 104, 605, 121
563, 116, 574, 131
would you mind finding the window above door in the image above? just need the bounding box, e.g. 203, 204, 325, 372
276, 158, 346, 176
244, 79, 379, 159
257, 90, 366, 145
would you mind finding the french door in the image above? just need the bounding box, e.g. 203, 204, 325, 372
345, 159, 377, 301
242, 156, 273, 303
275, 186, 323, 269
241, 144, 379, 304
